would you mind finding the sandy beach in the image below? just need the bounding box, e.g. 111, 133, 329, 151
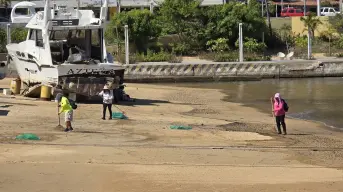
1, 78, 343, 191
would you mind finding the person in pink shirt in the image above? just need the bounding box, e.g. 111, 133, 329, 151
272, 93, 288, 135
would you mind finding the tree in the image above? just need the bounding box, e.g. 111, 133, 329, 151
300, 13, 322, 59
278, 24, 295, 53
264, 0, 272, 37
106, 9, 159, 52
235, 37, 267, 55
206, 38, 229, 53
157, 0, 204, 54
203, 1, 268, 48
300, 13, 322, 39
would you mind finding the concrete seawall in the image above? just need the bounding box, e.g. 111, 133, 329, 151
124, 59, 343, 82
5, 59, 343, 83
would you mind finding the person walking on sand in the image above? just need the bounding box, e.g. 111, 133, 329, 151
57, 93, 74, 132
271, 93, 288, 135
99, 85, 113, 120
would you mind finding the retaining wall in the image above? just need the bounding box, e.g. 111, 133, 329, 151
124, 60, 343, 82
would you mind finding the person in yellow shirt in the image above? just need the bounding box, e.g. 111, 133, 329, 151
57, 93, 74, 132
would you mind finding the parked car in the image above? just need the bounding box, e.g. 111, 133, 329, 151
320, 7, 340, 16
281, 7, 309, 17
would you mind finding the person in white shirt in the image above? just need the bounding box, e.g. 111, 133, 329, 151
99, 85, 114, 120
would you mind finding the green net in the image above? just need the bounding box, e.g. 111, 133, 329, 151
112, 112, 128, 119
170, 125, 192, 130
15, 133, 40, 140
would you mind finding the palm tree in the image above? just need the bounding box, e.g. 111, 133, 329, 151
300, 13, 322, 59
300, 13, 322, 39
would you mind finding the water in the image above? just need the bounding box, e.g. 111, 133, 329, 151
168, 77, 343, 129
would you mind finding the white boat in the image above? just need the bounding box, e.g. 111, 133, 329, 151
6, 0, 125, 98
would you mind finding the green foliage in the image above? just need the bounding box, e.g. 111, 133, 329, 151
213, 53, 237, 62
0, 28, 6, 52
104, 0, 282, 61
277, 24, 295, 51
135, 49, 183, 63
300, 13, 322, 37
157, 0, 204, 54
136, 49, 171, 62
235, 37, 266, 54
334, 36, 343, 49
295, 35, 307, 48
0, 27, 28, 52
206, 38, 229, 53
106, 9, 159, 52
199, 52, 270, 62
329, 14, 343, 34
321, 0, 333, 7
245, 55, 271, 61
336, 52, 343, 57
169, 42, 191, 55
11, 27, 28, 43
202, 2, 267, 47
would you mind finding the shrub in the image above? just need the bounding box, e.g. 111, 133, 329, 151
245, 55, 271, 61
136, 50, 172, 62
213, 53, 238, 62
115, 53, 137, 64
11, 27, 28, 43
206, 38, 229, 53
168, 55, 183, 63
336, 53, 343, 58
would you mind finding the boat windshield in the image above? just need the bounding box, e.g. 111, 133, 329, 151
49, 29, 103, 65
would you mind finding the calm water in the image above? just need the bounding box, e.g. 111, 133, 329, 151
168, 78, 343, 129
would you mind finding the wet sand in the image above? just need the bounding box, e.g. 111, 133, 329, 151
1, 78, 343, 191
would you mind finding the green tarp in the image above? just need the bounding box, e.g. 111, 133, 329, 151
15, 133, 40, 140
170, 125, 192, 130
112, 112, 128, 119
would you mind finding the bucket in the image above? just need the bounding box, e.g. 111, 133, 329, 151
40, 85, 52, 101
10, 79, 21, 95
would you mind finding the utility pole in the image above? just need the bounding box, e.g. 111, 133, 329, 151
124, 25, 129, 64
307, 30, 312, 60
239, 23, 243, 62
117, 0, 121, 13
317, 0, 320, 16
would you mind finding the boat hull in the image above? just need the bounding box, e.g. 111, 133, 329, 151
8, 49, 125, 97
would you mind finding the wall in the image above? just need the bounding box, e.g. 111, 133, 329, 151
292, 16, 330, 37
124, 60, 343, 82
